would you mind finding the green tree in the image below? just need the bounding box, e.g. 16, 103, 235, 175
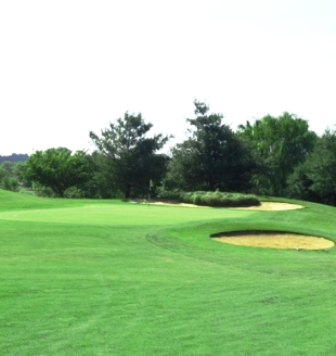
166, 100, 253, 192
80, 151, 119, 198
24, 148, 93, 197
308, 131, 336, 205
238, 112, 317, 196
0, 161, 25, 192
288, 130, 336, 205
90, 112, 170, 198
0, 161, 15, 182
285, 161, 316, 202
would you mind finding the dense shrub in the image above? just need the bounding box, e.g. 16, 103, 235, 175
1, 177, 19, 192
179, 190, 260, 207
156, 187, 183, 200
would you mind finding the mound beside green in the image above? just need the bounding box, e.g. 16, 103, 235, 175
180, 190, 260, 207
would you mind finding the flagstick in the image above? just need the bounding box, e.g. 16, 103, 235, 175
148, 179, 153, 208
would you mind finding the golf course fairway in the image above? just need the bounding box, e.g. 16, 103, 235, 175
1, 189, 336, 355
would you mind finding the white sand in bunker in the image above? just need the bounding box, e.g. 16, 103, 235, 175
137, 201, 304, 210
213, 233, 334, 250
239, 202, 303, 211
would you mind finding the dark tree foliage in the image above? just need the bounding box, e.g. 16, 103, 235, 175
286, 161, 318, 202
238, 113, 317, 196
81, 151, 119, 198
0, 161, 22, 192
166, 100, 253, 192
287, 130, 336, 205
24, 148, 93, 197
90, 112, 170, 198
308, 131, 336, 205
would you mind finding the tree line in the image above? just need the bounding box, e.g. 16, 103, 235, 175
0, 153, 28, 164
2, 100, 336, 206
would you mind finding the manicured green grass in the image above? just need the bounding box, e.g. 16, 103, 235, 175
1, 189, 336, 355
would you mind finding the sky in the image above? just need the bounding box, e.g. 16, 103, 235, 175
1, 0, 336, 155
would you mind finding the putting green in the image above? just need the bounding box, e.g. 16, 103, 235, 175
0, 203, 254, 226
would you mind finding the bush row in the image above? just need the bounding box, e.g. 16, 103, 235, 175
179, 191, 260, 207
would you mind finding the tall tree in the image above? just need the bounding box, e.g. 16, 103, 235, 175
288, 130, 336, 205
24, 148, 93, 197
90, 112, 170, 198
81, 151, 118, 198
238, 112, 317, 196
166, 100, 253, 192
308, 130, 336, 205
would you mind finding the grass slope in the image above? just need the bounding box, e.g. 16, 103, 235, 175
1, 190, 336, 355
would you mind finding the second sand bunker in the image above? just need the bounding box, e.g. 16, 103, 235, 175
213, 233, 334, 250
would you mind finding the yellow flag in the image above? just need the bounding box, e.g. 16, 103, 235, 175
149, 179, 154, 189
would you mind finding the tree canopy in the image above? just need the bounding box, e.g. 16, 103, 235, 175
90, 112, 170, 198
237, 113, 317, 196
287, 129, 336, 205
165, 100, 253, 192
24, 148, 93, 197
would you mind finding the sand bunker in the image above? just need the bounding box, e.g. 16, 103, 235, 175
240, 202, 303, 211
134, 201, 304, 210
212, 232, 334, 250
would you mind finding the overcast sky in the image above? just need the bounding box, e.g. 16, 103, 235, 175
1, 0, 336, 155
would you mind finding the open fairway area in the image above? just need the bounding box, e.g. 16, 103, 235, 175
1, 190, 336, 355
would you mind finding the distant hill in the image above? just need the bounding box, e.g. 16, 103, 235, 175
0, 153, 29, 163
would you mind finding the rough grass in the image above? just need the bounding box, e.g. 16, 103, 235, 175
1, 189, 336, 355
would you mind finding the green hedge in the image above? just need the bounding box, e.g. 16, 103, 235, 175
179, 191, 260, 207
